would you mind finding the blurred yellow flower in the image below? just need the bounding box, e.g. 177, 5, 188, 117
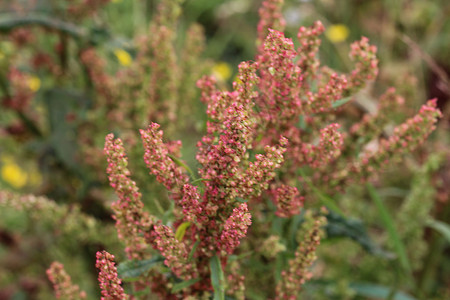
1, 162, 28, 189
27, 76, 41, 92
111, 0, 122, 3
114, 49, 132, 66
213, 61, 232, 82
0, 51, 4, 61
325, 24, 350, 43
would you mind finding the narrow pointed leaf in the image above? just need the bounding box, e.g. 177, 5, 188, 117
117, 257, 164, 281
426, 218, 450, 243
210, 255, 225, 300
172, 278, 201, 293
367, 184, 411, 274
175, 222, 191, 241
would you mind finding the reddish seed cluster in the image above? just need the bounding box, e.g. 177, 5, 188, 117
239, 139, 288, 198
219, 203, 252, 254
67, 0, 111, 20
180, 184, 204, 224
96, 251, 129, 300
257, 29, 302, 124
46, 262, 87, 299
226, 261, 246, 300
140, 123, 189, 194
346, 37, 379, 93
9, 28, 34, 47
256, 0, 286, 49
358, 99, 442, 177
296, 21, 325, 80
288, 123, 343, 168
80, 48, 115, 102
271, 184, 304, 218
2, 68, 35, 112
104, 134, 152, 259
147, 224, 197, 280
305, 71, 348, 114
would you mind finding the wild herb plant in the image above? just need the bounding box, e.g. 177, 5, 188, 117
0, 0, 448, 299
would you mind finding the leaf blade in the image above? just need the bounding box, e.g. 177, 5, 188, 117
367, 183, 411, 274
210, 255, 225, 300
117, 257, 164, 281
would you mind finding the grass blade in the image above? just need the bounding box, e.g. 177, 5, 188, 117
350, 282, 417, 300
426, 218, 450, 243
210, 255, 225, 300
367, 183, 411, 274
172, 278, 201, 293
117, 256, 164, 281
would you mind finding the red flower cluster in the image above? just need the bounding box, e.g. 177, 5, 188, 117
95, 251, 128, 300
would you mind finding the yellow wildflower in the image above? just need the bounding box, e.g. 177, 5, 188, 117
114, 49, 132, 66
27, 75, 41, 92
212, 61, 232, 82
1, 162, 28, 189
325, 24, 350, 43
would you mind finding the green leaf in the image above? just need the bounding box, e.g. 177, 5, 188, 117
228, 251, 253, 262
0, 14, 86, 39
175, 222, 191, 241
188, 240, 200, 261
367, 184, 411, 274
349, 282, 417, 300
426, 218, 450, 243
326, 210, 392, 257
210, 255, 225, 300
332, 96, 352, 108
171, 277, 201, 293
236, 197, 248, 203
191, 177, 211, 186
117, 257, 164, 281
43, 89, 90, 172
168, 154, 197, 180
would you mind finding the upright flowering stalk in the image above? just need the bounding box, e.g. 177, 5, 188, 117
140, 123, 189, 197
104, 134, 152, 259
276, 210, 327, 299
80, 48, 116, 104
257, 0, 286, 49
256, 29, 302, 127
296, 21, 325, 81
47, 262, 87, 300
144, 0, 184, 130
345, 37, 379, 94
96, 251, 129, 300
219, 203, 252, 254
